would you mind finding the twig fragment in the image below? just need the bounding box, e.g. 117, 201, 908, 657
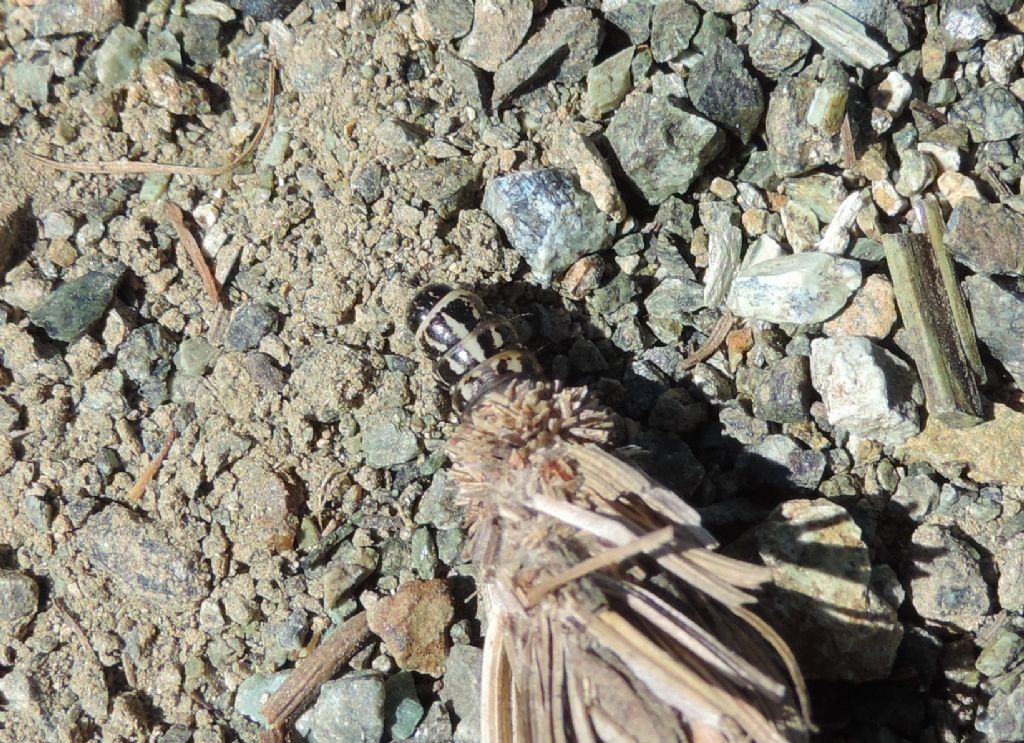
678, 312, 735, 372
24, 61, 277, 178
165, 201, 221, 306
53, 597, 102, 669
127, 426, 178, 502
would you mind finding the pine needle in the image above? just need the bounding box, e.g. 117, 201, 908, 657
127, 426, 177, 502
165, 201, 221, 306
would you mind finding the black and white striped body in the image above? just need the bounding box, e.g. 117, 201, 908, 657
408, 284, 541, 412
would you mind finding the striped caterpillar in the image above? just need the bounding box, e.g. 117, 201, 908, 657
408, 284, 810, 743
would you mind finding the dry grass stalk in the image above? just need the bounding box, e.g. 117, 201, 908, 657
678, 312, 735, 372
165, 201, 221, 306
24, 61, 277, 178
127, 426, 177, 502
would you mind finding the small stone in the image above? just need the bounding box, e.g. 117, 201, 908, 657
94, 25, 146, 87
748, 8, 811, 78
140, 58, 204, 115
323, 546, 379, 608
766, 76, 845, 177
643, 277, 704, 342
439, 645, 483, 743
30, 0, 121, 36
650, 0, 700, 63
295, 671, 386, 743
936, 172, 983, 208
965, 275, 1024, 387
41, 211, 75, 240
225, 303, 277, 351
413, 0, 473, 41
12, 62, 50, 105
741, 434, 826, 490
780, 200, 819, 252
894, 150, 937, 197
784, 1, 893, 69
889, 473, 941, 523
700, 201, 742, 306
936, 0, 995, 51
751, 356, 812, 424
366, 579, 453, 677
29, 268, 122, 343
976, 628, 1024, 677
872, 70, 912, 116
491, 9, 601, 105
118, 324, 175, 406
606, 91, 724, 205
687, 38, 764, 143
384, 671, 424, 740
0, 571, 38, 639
984, 35, 1024, 85
946, 199, 1024, 276
725, 252, 862, 324
822, 273, 897, 339
175, 337, 218, 377
907, 523, 990, 632
402, 160, 482, 220
458, 0, 533, 72
548, 127, 626, 221
871, 179, 907, 217
361, 419, 420, 468
810, 336, 920, 447
950, 85, 1024, 143
719, 404, 769, 445
229, 454, 298, 555
977, 677, 1024, 742
997, 532, 1024, 611
584, 47, 633, 118
751, 499, 902, 681
482, 168, 609, 285
234, 671, 290, 725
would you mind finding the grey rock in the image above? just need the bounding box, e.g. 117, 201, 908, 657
936, 0, 995, 52
482, 168, 609, 284
244, 352, 286, 392
584, 47, 634, 118
403, 160, 482, 220
889, 474, 941, 523
175, 337, 218, 377
362, 419, 420, 468
29, 268, 122, 343
296, 671, 386, 743
719, 404, 769, 445
118, 324, 175, 406
946, 199, 1024, 275
751, 356, 812, 424
384, 671, 424, 740
725, 252, 862, 324
605, 92, 724, 205
643, 277, 704, 342
895, 149, 937, 197
907, 523, 990, 631
830, 0, 911, 52
458, 0, 533, 72
168, 15, 221, 67
413, 701, 453, 742
12, 62, 50, 105
410, 526, 438, 579
976, 673, 1024, 742
439, 51, 488, 111
688, 39, 764, 143
76, 505, 207, 611
225, 303, 277, 351
322, 546, 379, 609
742, 434, 827, 490
752, 499, 903, 681
950, 85, 1024, 143
277, 608, 310, 651
700, 201, 742, 306
94, 25, 146, 87
414, 0, 473, 41
766, 76, 845, 177
30, 0, 120, 36
748, 8, 811, 78
41, 211, 75, 240
0, 570, 38, 639
414, 472, 462, 530
810, 336, 920, 447
492, 8, 602, 105
234, 671, 289, 725
997, 532, 1024, 612
602, 0, 655, 44
976, 628, 1024, 677
965, 275, 1024, 386
650, 0, 699, 63
785, 1, 893, 69
439, 645, 483, 743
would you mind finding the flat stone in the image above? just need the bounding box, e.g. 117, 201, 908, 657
965, 275, 1024, 387
810, 336, 920, 447
29, 267, 123, 343
366, 579, 453, 677
605, 91, 724, 205
822, 273, 897, 339
482, 168, 609, 284
897, 403, 1024, 486
584, 47, 634, 118
30, 0, 122, 36
458, 0, 533, 72
439, 645, 483, 743
784, 1, 893, 69
234, 671, 289, 725
362, 419, 420, 468
383, 671, 424, 740
751, 499, 902, 681
946, 199, 1024, 276
950, 85, 1024, 143
414, 0, 473, 41
907, 523, 990, 632
687, 38, 764, 143
725, 252, 862, 324
295, 671, 386, 743
766, 76, 845, 177
0, 570, 38, 640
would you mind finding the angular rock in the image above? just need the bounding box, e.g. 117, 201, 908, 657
439, 645, 483, 743
295, 671, 386, 743
118, 324, 175, 406
785, 1, 893, 69
30, 0, 122, 36
946, 199, 1024, 276
384, 671, 424, 740
234, 671, 289, 725
751, 499, 903, 681
725, 252, 862, 324
700, 201, 742, 306
810, 336, 920, 447
414, 0, 473, 41
748, 8, 811, 78
751, 356, 812, 424
907, 523, 990, 632
362, 419, 420, 467
950, 85, 1024, 142
491, 8, 601, 105
366, 579, 453, 677
458, 0, 532, 72
601, 0, 654, 44
965, 275, 1024, 387
643, 276, 704, 342
996, 532, 1024, 612
650, 0, 700, 63
605, 92, 724, 205
766, 76, 845, 177
94, 25, 146, 87
977, 677, 1024, 743
225, 303, 277, 351
584, 47, 634, 118
741, 434, 826, 490
688, 39, 764, 143
976, 628, 1024, 677
548, 126, 626, 221
822, 273, 897, 339
936, 0, 995, 52
482, 168, 609, 284
0, 570, 38, 640
29, 268, 123, 343
889, 474, 940, 523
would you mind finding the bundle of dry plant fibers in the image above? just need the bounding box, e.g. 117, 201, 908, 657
408, 284, 812, 743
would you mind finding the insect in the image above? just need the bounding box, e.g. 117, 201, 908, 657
409, 284, 811, 743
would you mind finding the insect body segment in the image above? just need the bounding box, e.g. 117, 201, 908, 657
408, 284, 541, 411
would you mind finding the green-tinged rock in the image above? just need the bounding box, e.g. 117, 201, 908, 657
29, 268, 122, 342
585, 47, 633, 118
945, 198, 1024, 276
234, 671, 289, 725
94, 25, 146, 86
643, 277, 704, 342
965, 275, 1024, 388
295, 671, 386, 743
950, 84, 1024, 142
384, 671, 424, 740
650, 0, 699, 62
766, 76, 845, 177
12, 62, 50, 104
687, 39, 764, 143
362, 420, 420, 467
602, 0, 655, 44
748, 8, 811, 78
174, 337, 218, 377
976, 629, 1024, 677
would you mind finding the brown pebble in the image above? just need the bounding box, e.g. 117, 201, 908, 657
366, 579, 453, 677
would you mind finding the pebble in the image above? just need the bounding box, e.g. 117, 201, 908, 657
822, 273, 897, 339
649, 0, 699, 63
361, 419, 420, 468
602, 0, 652, 44
482, 168, 609, 285
118, 325, 175, 406
29, 0, 122, 36
224, 303, 277, 352
28, 267, 123, 343
227, 454, 298, 556
174, 337, 218, 377
366, 579, 453, 677
907, 523, 990, 632
700, 202, 742, 306
748, 7, 811, 78
766, 76, 844, 177
458, 0, 532, 72
384, 671, 424, 740
687, 38, 764, 144
894, 150, 937, 197
94, 25, 146, 87
741, 434, 827, 490
237, 0, 302, 20
888, 474, 941, 523
780, 200, 819, 252
936, 172, 984, 207
946, 199, 1024, 276
643, 277, 704, 343
439, 645, 482, 743
936, 0, 995, 51
412, 0, 472, 40
976, 628, 1024, 677
976, 679, 1024, 742
810, 336, 921, 447
323, 546, 379, 609
751, 499, 903, 681
964, 275, 1024, 388
234, 671, 289, 724
725, 252, 862, 325
997, 532, 1024, 611
751, 356, 812, 424
295, 671, 386, 743
0, 570, 38, 639
548, 126, 626, 221
584, 47, 634, 119
950, 85, 1024, 143
13, 63, 50, 105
